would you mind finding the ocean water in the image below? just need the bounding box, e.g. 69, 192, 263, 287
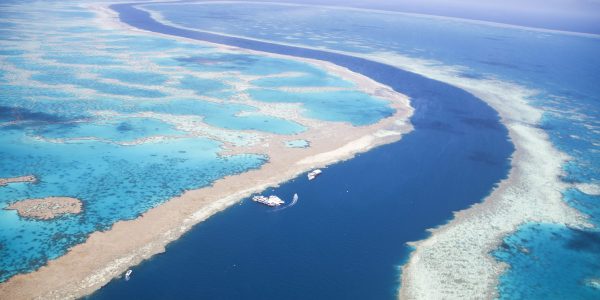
137, 2, 600, 298
93, 3, 514, 299
0, 2, 394, 282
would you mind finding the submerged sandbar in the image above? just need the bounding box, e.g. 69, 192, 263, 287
0, 175, 36, 186
6, 197, 82, 220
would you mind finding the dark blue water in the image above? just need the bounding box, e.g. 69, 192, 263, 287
90, 3, 513, 299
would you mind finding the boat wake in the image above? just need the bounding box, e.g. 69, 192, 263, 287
271, 193, 299, 212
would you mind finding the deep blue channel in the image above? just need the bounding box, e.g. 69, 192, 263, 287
90, 3, 514, 299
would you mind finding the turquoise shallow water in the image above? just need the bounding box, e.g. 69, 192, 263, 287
249, 89, 394, 125
139, 2, 600, 298
0, 127, 267, 280
285, 139, 309, 148
97, 69, 169, 86
178, 75, 231, 97
0, 2, 396, 282
31, 117, 183, 142
494, 224, 600, 299
130, 99, 307, 135
251, 68, 354, 88
31, 72, 168, 98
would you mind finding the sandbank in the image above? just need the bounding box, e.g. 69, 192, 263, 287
6, 197, 82, 220
0, 175, 36, 186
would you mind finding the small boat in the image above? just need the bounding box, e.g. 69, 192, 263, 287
125, 269, 132, 281
307, 169, 322, 180
252, 195, 284, 207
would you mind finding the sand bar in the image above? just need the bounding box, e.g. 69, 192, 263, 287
6, 197, 82, 220
0, 175, 36, 186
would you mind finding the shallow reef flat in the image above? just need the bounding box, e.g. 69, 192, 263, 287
0, 2, 413, 298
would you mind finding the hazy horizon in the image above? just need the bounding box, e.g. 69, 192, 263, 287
228, 0, 600, 34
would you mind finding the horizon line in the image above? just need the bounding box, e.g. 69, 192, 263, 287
138, 0, 600, 39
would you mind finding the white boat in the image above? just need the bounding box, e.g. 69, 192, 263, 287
307, 169, 322, 180
252, 195, 284, 207
125, 269, 132, 281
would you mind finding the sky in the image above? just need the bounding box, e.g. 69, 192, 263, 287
238, 0, 600, 34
